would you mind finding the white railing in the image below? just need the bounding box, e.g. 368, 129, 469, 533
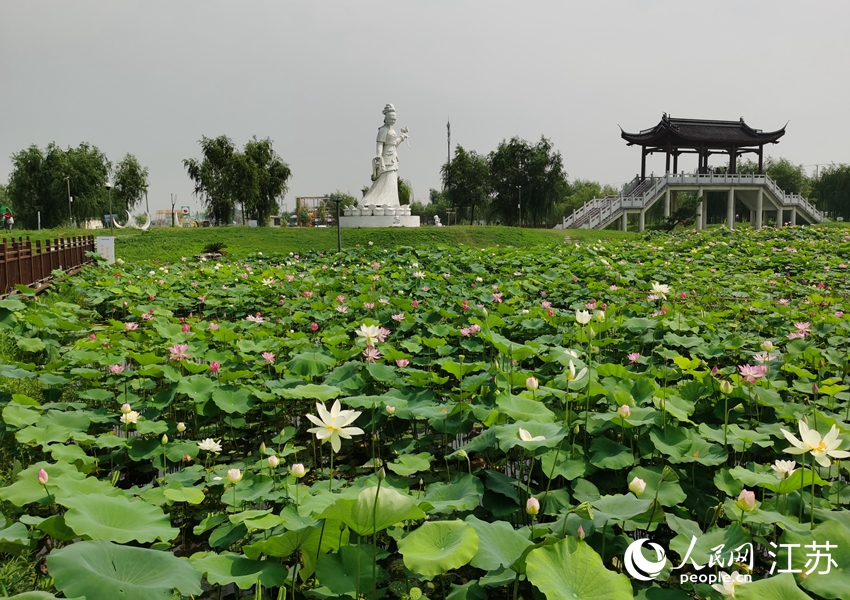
561, 172, 824, 230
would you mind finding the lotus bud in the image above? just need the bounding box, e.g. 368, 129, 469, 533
386, 405, 396, 415
761, 340, 775, 352
377, 467, 386, 481
526, 497, 540, 516
38, 468, 49, 486
176, 422, 186, 433
617, 405, 631, 419
260, 442, 266, 454
457, 450, 468, 459
577, 525, 586, 540
735, 489, 756, 512
227, 469, 242, 484
813, 383, 819, 394
629, 477, 646, 496
574, 425, 580, 434
120, 403, 132, 414
720, 380, 734, 395
268, 455, 280, 468
595, 310, 605, 322
290, 463, 306, 478
182, 454, 192, 462
161, 434, 168, 444
526, 376, 539, 391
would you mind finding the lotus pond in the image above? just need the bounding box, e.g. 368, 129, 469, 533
2, 226, 850, 600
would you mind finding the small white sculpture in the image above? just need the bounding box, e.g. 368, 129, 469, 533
434, 215, 442, 227
362, 103, 409, 208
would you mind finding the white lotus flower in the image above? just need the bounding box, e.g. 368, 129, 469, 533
771, 459, 796, 479
711, 571, 748, 597
575, 310, 591, 325
120, 411, 140, 424
566, 360, 588, 383
356, 324, 382, 347
651, 282, 670, 298
198, 438, 222, 453
780, 421, 850, 468
518, 427, 546, 442
306, 400, 364, 453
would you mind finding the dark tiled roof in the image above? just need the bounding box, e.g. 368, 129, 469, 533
622, 116, 786, 147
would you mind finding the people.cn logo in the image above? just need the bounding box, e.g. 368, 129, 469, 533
624, 539, 666, 581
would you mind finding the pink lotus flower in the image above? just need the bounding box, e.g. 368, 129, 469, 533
541, 301, 552, 308
110, 364, 125, 375
462, 300, 469, 312
209, 322, 219, 330
336, 295, 346, 303
38, 468, 49, 485
246, 313, 264, 323
262, 352, 275, 365
396, 359, 409, 368
628, 353, 640, 364
181, 324, 190, 333
209, 361, 220, 373
310, 322, 319, 331
391, 313, 405, 322
335, 305, 348, 313
411, 300, 419, 308
836, 311, 845, 318
363, 302, 375, 310
89, 333, 97, 340
492, 292, 503, 303
738, 364, 767, 383
124, 322, 138, 331
363, 347, 381, 362
378, 327, 391, 343
168, 344, 191, 361
141, 313, 153, 320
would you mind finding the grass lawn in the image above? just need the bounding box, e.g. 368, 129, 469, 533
1, 225, 636, 263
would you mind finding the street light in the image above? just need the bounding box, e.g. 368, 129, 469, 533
516, 185, 522, 227
105, 181, 114, 234
65, 176, 73, 225
332, 197, 342, 252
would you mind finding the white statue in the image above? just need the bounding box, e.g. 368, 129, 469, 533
362, 103, 409, 208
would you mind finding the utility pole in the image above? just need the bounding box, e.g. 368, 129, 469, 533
171, 194, 177, 227
65, 176, 73, 224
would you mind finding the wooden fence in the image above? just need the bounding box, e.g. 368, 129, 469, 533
0, 236, 96, 296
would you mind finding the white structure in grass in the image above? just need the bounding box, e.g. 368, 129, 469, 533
340, 103, 420, 228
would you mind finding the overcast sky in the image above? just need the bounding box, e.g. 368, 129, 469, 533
2, 1, 849, 215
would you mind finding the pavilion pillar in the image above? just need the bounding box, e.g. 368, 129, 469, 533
621, 212, 628, 232
639, 210, 645, 232
641, 149, 647, 181
673, 152, 679, 174
727, 189, 735, 229
776, 208, 784, 228
696, 188, 704, 230
755, 189, 763, 229
790, 207, 797, 226
665, 148, 671, 174
758, 146, 764, 174
663, 189, 671, 218
730, 147, 737, 174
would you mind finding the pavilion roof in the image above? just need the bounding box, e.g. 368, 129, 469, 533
621, 115, 786, 148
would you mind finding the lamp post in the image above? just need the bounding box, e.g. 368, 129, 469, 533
516, 185, 522, 227
333, 197, 342, 252
65, 176, 73, 225
105, 181, 114, 234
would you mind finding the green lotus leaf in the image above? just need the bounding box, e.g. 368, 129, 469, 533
0, 593, 84, 600
366, 361, 397, 383
48, 539, 202, 600
163, 487, 206, 505
17, 336, 46, 353
176, 375, 217, 403
526, 538, 632, 600
589, 437, 635, 470
777, 518, 850, 599
495, 421, 566, 451
2, 404, 41, 428
399, 520, 479, 578
286, 350, 337, 376
465, 515, 532, 571
62, 494, 178, 543
277, 384, 341, 402
211, 385, 254, 414
323, 485, 424, 536
387, 452, 433, 476
626, 465, 686, 507
315, 545, 379, 596
0, 521, 31, 554
734, 573, 811, 600
190, 551, 289, 590
496, 392, 556, 423
0, 461, 86, 506
421, 474, 483, 514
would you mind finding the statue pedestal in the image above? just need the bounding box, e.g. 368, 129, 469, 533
339, 215, 420, 228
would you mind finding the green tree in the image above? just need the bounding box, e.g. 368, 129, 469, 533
297, 204, 311, 227
812, 164, 850, 221
488, 136, 568, 226
328, 191, 358, 210
398, 178, 413, 206
410, 189, 451, 225
242, 137, 291, 226
113, 154, 149, 216
7, 142, 111, 229
184, 136, 238, 226
441, 146, 490, 224
557, 179, 619, 218
316, 200, 327, 224
738, 157, 811, 196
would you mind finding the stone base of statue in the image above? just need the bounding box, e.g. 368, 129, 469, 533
339, 205, 420, 228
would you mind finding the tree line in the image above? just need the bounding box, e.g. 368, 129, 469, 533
4, 134, 849, 229
5, 143, 149, 230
